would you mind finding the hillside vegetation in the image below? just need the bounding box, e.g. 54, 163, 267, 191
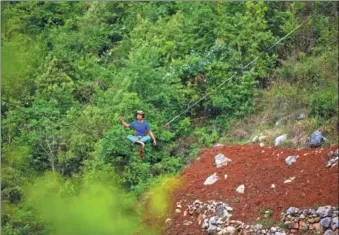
1, 2, 337, 235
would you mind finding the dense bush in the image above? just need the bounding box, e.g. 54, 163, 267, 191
1, 2, 337, 234
309, 85, 338, 120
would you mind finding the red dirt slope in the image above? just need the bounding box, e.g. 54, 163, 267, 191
167, 144, 338, 234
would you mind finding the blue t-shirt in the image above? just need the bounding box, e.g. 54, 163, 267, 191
129, 120, 151, 137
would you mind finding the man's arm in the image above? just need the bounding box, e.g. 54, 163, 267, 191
149, 131, 156, 146
120, 116, 130, 128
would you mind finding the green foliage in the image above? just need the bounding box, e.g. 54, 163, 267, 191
23, 171, 152, 235
1, 2, 337, 233
193, 127, 219, 146
310, 84, 338, 120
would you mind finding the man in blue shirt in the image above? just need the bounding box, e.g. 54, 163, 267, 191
120, 110, 156, 157
310, 127, 327, 148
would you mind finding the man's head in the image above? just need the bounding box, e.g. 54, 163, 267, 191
319, 127, 324, 132
136, 110, 144, 120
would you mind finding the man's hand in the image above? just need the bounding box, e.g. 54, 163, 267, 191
153, 139, 157, 146
120, 116, 129, 128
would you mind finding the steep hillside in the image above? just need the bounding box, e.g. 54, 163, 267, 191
164, 144, 338, 234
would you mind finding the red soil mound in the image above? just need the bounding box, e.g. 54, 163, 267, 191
166, 144, 338, 234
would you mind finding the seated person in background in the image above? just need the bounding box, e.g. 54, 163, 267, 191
310, 127, 327, 148
120, 110, 156, 158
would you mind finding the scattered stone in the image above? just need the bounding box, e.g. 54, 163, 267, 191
298, 113, 305, 120
183, 220, 193, 226
317, 206, 333, 218
270, 226, 277, 232
202, 219, 209, 229
194, 199, 202, 205
207, 224, 217, 234
204, 173, 219, 185
284, 221, 298, 229
324, 229, 336, 235
307, 218, 315, 223
209, 216, 217, 226
252, 136, 259, 143
299, 220, 308, 230
175, 209, 181, 213
259, 142, 265, 147
216, 204, 225, 218
224, 226, 235, 234
326, 156, 338, 168
183, 210, 187, 217
215, 154, 232, 168
328, 151, 335, 157
275, 134, 287, 146
271, 184, 276, 189
254, 224, 263, 231
165, 218, 172, 227
284, 176, 296, 184
314, 217, 321, 222
331, 217, 338, 230
290, 228, 299, 233
287, 207, 299, 215
275, 232, 286, 235
285, 155, 299, 166
182, 200, 337, 235
313, 222, 323, 233
236, 184, 245, 194
226, 206, 233, 212
224, 174, 228, 179
320, 217, 332, 228
213, 143, 224, 148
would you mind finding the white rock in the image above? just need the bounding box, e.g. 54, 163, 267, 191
224, 174, 228, 179
284, 176, 296, 184
331, 217, 338, 230
236, 184, 245, 194
165, 218, 172, 226
275, 134, 287, 146
260, 142, 265, 147
175, 209, 181, 213
226, 206, 233, 212
252, 136, 259, 143
271, 184, 276, 189
194, 199, 202, 204
316, 206, 333, 217
225, 226, 235, 234
213, 143, 224, 148
285, 155, 299, 166
215, 154, 232, 168
204, 173, 219, 185
183, 220, 192, 226
202, 218, 209, 229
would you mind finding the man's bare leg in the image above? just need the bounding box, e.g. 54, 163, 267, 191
136, 141, 145, 159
